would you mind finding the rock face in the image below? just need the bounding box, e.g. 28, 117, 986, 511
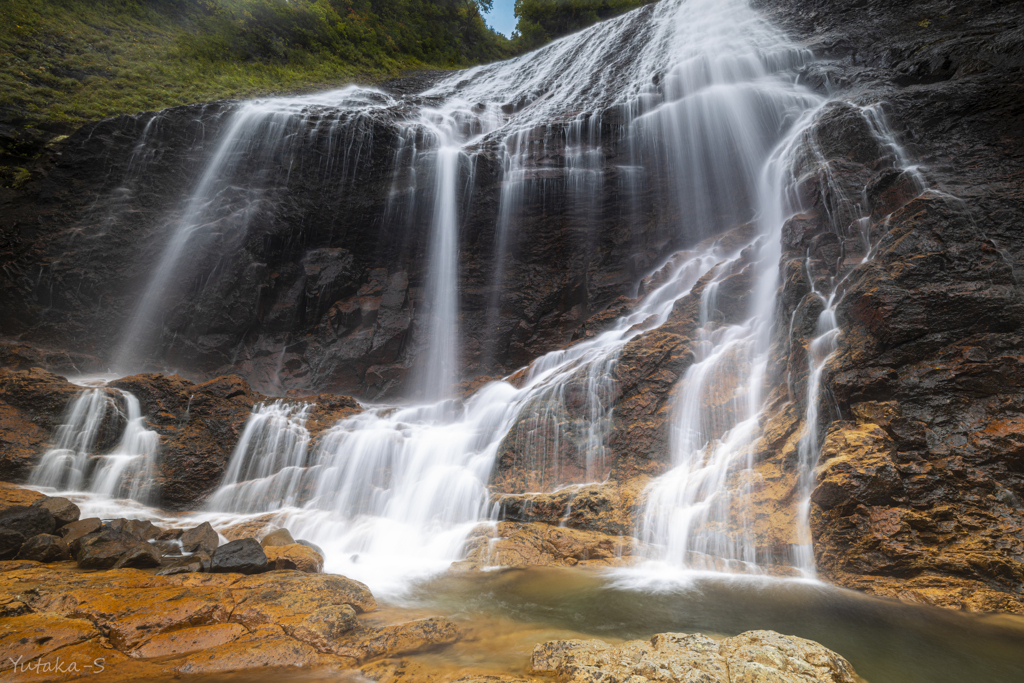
0, 368, 359, 508
530, 630, 859, 683
0, 86, 679, 400
742, 0, 1024, 612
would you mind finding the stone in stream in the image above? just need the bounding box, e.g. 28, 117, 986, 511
33, 497, 80, 528
0, 505, 55, 539
260, 528, 295, 547
17, 534, 71, 563
181, 521, 219, 555
210, 538, 268, 575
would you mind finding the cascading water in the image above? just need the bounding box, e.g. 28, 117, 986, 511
92, 0, 928, 590
30, 388, 160, 513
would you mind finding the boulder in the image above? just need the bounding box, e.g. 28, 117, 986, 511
75, 528, 137, 569
113, 542, 163, 569
210, 538, 268, 575
33, 497, 80, 528
260, 528, 296, 547
0, 529, 24, 561
265, 543, 323, 573
60, 517, 102, 546
0, 505, 55, 539
16, 534, 70, 563
181, 521, 219, 555
109, 518, 161, 541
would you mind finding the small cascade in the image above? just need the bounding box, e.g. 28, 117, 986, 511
30, 389, 160, 507
206, 402, 311, 512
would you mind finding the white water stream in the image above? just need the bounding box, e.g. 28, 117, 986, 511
30, 0, 926, 594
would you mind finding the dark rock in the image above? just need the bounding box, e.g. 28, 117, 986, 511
156, 528, 183, 541
33, 497, 80, 528
0, 528, 25, 561
76, 529, 137, 570
0, 506, 55, 539
109, 518, 160, 541
16, 534, 70, 563
156, 551, 210, 576
113, 543, 162, 569
210, 538, 269, 575
181, 522, 219, 555
59, 518, 102, 545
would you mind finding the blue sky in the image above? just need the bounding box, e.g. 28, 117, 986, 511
483, 0, 517, 38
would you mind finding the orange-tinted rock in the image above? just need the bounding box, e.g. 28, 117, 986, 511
336, 617, 460, 662
281, 604, 357, 652
454, 522, 642, 570
0, 613, 99, 672
265, 543, 324, 573
230, 571, 376, 630
131, 622, 247, 659
0, 482, 44, 509
173, 627, 332, 674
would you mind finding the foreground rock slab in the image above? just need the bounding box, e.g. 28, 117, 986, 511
531, 630, 860, 683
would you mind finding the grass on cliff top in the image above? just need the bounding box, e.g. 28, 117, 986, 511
0, 0, 508, 133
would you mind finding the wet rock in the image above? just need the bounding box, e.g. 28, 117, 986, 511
156, 551, 211, 576
0, 482, 45, 508
0, 529, 23, 561
229, 572, 376, 629
0, 613, 101, 673
113, 542, 163, 569
210, 538, 268, 575
181, 521, 220, 555
337, 617, 460, 662
282, 604, 357, 652
16, 533, 70, 563
34, 496, 80, 528
265, 543, 323, 573
0, 505, 55, 539
75, 528, 137, 569
60, 517, 102, 545
133, 622, 247, 659
296, 539, 325, 556
109, 517, 161, 541
260, 528, 295, 547
531, 630, 858, 683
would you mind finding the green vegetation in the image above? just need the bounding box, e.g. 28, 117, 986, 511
0, 0, 508, 133
511, 0, 655, 51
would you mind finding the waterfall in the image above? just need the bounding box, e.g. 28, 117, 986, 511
92, 0, 930, 588
30, 389, 160, 509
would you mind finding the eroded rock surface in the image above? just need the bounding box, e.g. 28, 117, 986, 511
530, 630, 859, 683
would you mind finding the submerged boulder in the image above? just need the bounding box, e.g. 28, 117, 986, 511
531, 630, 858, 683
